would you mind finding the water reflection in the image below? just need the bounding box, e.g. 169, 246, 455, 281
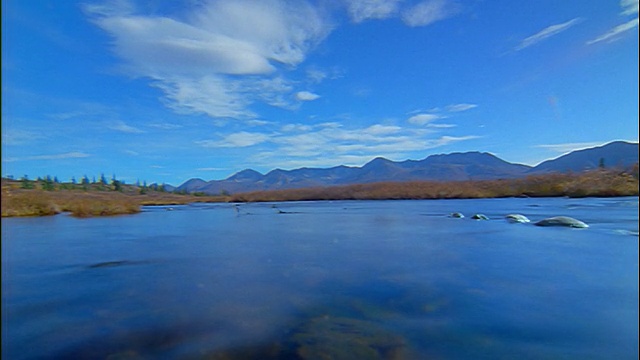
2, 197, 638, 359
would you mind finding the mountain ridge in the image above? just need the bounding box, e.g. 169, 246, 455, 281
177, 141, 639, 194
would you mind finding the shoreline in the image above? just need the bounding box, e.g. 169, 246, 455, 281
3, 168, 638, 218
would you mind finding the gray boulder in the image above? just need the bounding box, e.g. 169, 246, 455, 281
505, 214, 530, 223
534, 216, 589, 228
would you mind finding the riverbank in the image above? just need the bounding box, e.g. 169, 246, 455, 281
228, 168, 639, 202
2, 168, 638, 217
1, 184, 228, 218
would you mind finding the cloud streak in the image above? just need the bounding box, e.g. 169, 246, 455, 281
345, 0, 401, 23
514, 18, 582, 51
4, 152, 90, 162
402, 0, 460, 27
535, 141, 604, 154
295, 91, 321, 101
196, 121, 480, 169
86, 0, 332, 119
587, 0, 638, 44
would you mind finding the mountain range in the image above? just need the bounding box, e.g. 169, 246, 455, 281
175, 141, 639, 195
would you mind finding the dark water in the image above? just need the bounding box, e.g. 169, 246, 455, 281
2, 197, 638, 359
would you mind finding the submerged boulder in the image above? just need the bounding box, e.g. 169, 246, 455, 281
290, 316, 406, 359
449, 212, 465, 218
534, 216, 589, 228
471, 214, 489, 220
505, 214, 530, 223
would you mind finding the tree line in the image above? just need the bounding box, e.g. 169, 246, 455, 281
10, 173, 173, 194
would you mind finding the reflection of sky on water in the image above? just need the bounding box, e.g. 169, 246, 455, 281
2, 197, 638, 359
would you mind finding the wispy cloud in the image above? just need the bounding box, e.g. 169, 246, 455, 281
1, 129, 44, 145
514, 18, 582, 51
196, 167, 226, 171
621, 0, 639, 15
4, 151, 90, 162
295, 91, 321, 101
345, 0, 401, 23
196, 131, 270, 148
148, 122, 183, 130
108, 121, 145, 133
196, 121, 478, 169
85, 0, 332, 119
535, 141, 604, 154
407, 102, 476, 126
402, 0, 460, 27
587, 18, 639, 45
407, 113, 440, 125
446, 103, 477, 112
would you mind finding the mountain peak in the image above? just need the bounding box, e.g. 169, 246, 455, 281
226, 169, 263, 181
175, 141, 638, 194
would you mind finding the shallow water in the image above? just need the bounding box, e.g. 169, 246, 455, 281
2, 197, 638, 359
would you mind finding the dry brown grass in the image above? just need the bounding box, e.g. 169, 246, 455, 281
229, 168, 639, 203
2, 167, 637, 217
1, 184, 229, 218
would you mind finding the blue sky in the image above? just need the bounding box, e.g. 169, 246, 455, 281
2, 0, 638, 186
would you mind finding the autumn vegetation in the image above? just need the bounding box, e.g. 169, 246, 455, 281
1, 177, 227, 218
229, 166, 639, 202
2, 165, 638, 218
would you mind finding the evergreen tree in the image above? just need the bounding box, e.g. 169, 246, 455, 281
111, 175, 123, 192
20, 175, 34, 189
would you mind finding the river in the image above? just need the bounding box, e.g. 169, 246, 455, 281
2, 197, 638, 359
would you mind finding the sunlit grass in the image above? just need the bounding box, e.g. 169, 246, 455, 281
1, 184, 228, 218
229, 168, 639, 203
2, 167, 637, 217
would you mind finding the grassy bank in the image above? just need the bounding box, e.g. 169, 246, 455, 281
3, 167, 638, 217
1, 180, 228, 218
229, 168, 639, 203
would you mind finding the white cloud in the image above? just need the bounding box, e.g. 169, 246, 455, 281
196, 167, 226, 171
446, 103, 477, 112
514, 18, 582, 51
427, 123, 456, 128
197, 131, 270, 148
281, 123, 313, 132
621, 0, 639, 15
429, 135, 480, 146
86, 0, 332, 119
535, 141, 605, 154
586, 0, 638, 45
108, 121, 145, 133
148, 122, 183, 130
407, 113, 440, 125
1, 129, 44, 145
402, 0, 460, 27
586, 0, 638, 44
295, 91, 321, 101
4, 151, 90, 162
363, 124, 402, 135
345, 0, 401, 23
240, 122, 479, 170
587, 18, 639, 45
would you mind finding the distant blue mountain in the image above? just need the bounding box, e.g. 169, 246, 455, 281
527, 141, 638, 174
176, 141, 638, 194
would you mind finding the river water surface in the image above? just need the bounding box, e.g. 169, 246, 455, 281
2, 197, 638, 359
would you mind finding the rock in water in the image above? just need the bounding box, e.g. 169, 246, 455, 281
534, 216, 589, 228
449, 212, 464, 218
290, 316, 406, 359
505, 214, 530, 223
471, 214, 489, 220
